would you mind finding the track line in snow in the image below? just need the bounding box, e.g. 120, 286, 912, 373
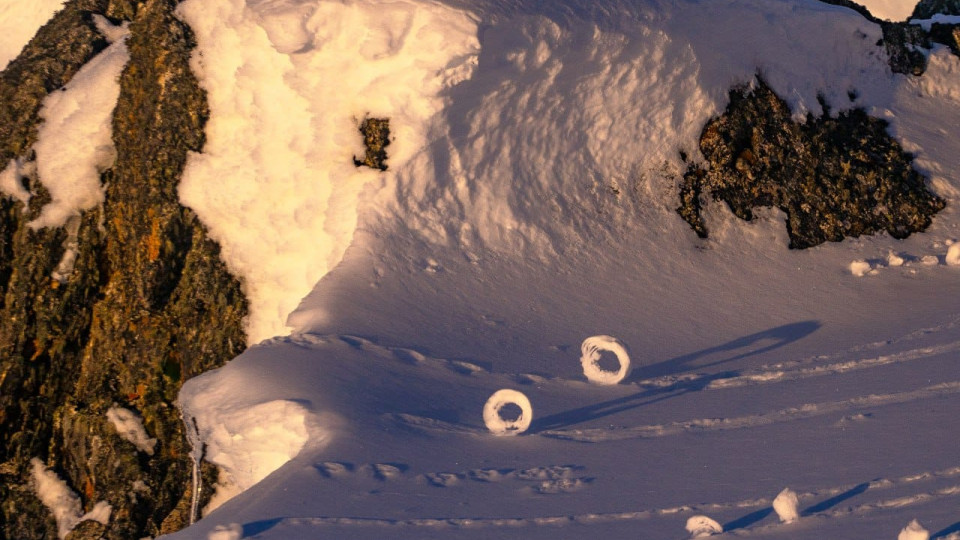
242, 465, 960, 531
540, 381, 960, 442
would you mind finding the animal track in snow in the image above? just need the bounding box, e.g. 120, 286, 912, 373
415, 465, 590, 494
314, 462, 408, 481
246, 465, 960, 532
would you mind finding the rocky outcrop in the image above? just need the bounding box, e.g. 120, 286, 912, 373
0, 0, 247, 538
677, 77, 945, 249
819, 0, 960, 75
912, 0, 960, 19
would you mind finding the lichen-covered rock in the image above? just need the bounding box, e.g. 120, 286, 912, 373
354, 117, 391, 171
912, 0, 960, 19
677, 77, 945, 249
0, 0, 247, 538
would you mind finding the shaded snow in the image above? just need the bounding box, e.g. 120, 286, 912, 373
164, 0, 960, 539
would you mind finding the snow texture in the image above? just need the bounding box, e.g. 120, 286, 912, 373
773, 487, 800, 523
175, 0, 480, 343
177, 369, 311, 514
29, 18, 129, 230
686, 515, 723, 537
206, 523, 242, 540
580, 335, 632, 385
162, 0, 960, 538
0, 0, 66, 69
106, 406, 157, 456
29, 458, 112, 539
899, 519, 930, 540
483, 389, 533, 436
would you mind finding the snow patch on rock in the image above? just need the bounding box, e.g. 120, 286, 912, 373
29, 458, 112, 539
29, 19, 129, 230
106, 406, 157, 456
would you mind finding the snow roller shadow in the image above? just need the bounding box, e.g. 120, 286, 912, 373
531, 370, 736, 432
531, 322, 819, 432
933, 521, 960, 539
638, 321, 821, 379
722, 481, 870, 533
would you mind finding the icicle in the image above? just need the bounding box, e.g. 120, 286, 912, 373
180, 408, 205, 525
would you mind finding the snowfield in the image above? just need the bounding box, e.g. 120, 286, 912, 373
17, 0, 945, 538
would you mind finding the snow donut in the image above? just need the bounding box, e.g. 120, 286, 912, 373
483, 389, 533, 436
580, 335, 631, 385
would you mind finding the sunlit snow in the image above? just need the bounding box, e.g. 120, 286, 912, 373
143, 0, 960, 538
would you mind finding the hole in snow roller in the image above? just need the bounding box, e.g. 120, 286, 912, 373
353, 117, 390, 171
483, 389, 533, 436
580, 335, 631, 385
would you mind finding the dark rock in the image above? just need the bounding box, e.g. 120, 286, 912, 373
928, 23, 960, 55
65, 519, 105, 540
0, 0, 247, 538
353, 117, 391, 171
880, 22, 930, 75
677, 77, 945, 249
912, 0, 960, 19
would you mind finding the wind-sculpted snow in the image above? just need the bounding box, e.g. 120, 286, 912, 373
168, 0, 960, 539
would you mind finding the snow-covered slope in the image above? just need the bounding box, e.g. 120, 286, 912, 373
165, 0, 960, 538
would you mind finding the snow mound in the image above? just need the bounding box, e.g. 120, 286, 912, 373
179, 366, 314, 514
686, 515, 723, 538
773, 487, 800, 523
898, 519, 930, 540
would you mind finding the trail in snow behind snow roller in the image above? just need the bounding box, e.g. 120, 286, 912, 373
167, 308, 960, 540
